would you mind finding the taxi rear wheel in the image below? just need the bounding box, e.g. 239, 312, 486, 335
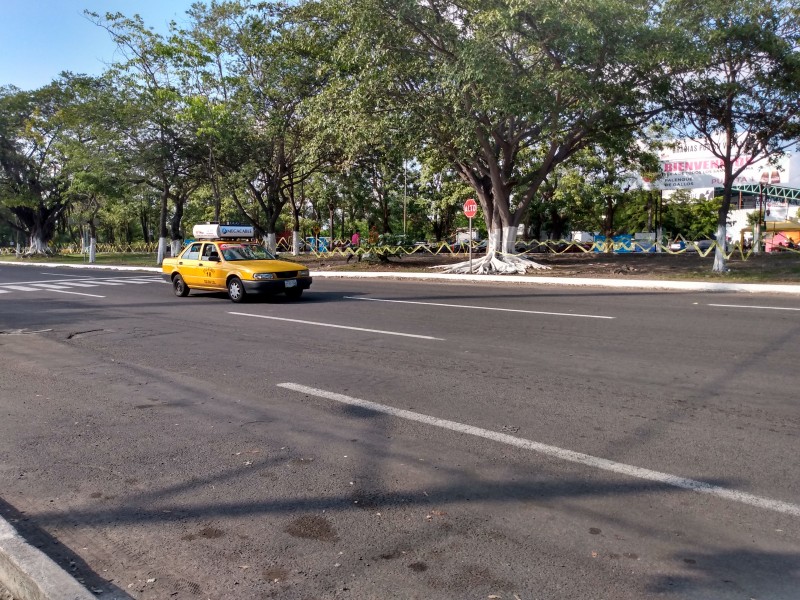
227, 276, 246, 303
173, 274, 190, 297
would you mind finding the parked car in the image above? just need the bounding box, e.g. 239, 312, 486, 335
686, 239, 714, 252
669, 239, 686, 251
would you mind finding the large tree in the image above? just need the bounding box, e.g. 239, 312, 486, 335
311, 0, 669, 272
174, 1, 332, 253
664, 0, 800, 271
0, 82, 79, 254
90, 11, 205, 264
59, 75, 129, 262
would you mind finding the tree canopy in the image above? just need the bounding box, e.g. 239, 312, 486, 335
1, 0, 798, 270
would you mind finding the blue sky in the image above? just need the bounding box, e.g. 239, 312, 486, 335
0, 0, 196, 90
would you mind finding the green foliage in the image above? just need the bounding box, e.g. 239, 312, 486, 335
2, 0, 798, 256
662, 191, 720, 239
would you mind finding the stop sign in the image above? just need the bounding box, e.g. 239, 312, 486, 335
463, 198, 478, 219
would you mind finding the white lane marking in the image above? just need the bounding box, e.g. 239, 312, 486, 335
100, 278, 156, 284
52, 281, 99, 288
1, 285, 40, 291
229, 312, 444, 340
40, 272, 83, 277
30, 283, 74, 289
278, 383, 800, 518
0, 290, 7, 294
87, 280, 124, 286
708, 303, 800, 312
27, 284, 105, 297
345, 296, 615, 320
37, 289, 105, 298
3, 276, 155, 285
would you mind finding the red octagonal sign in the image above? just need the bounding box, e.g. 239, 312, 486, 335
463, 198, 478, 219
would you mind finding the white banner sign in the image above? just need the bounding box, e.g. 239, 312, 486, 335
645, 139, 799, 190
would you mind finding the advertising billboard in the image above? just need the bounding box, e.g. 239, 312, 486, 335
646, 138, 800, 191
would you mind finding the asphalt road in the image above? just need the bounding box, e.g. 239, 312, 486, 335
0, 264, 798, 599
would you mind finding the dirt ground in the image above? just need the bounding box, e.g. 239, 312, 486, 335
303, 249, 800, 283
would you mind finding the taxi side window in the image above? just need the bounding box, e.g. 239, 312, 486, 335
200, 243, 217, 261
183, 243, 202, 260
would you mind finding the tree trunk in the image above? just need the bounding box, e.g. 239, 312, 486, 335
88, 219, 97, 264
26, 229, 50, 255
329, 205, 335, 245
265, 233, 277, 253
170, 195, 186, 259
713, 181, 733, 272
157, 185, 169, 266
157, 237, 168, 264
501, 226, 516, 254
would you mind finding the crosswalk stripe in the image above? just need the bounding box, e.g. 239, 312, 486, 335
101, 278, 155, 284
0, 277, 161, 293
1, 285, 40, 291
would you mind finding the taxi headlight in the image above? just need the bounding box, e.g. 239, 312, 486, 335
253, 273, 275, 280
298, 269, 309, 277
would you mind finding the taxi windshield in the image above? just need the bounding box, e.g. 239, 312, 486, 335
221, 244, 275, 261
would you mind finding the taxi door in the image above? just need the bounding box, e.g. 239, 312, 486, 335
177, 242, 203, 285
198, 243, 226, 290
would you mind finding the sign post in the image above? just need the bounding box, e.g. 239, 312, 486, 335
463, 198, 478, 272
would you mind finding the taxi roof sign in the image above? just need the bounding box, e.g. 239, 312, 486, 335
192, 224, 254, 239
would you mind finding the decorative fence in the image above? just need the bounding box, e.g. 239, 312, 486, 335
2, 238, 797, 259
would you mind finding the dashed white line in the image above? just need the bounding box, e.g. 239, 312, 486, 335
708, 303, 800, 312
229, 312, 444, 340
278, 382, 800, 518
345, 296, 615, 319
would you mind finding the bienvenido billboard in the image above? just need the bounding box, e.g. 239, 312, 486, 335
644, 138, 800, 190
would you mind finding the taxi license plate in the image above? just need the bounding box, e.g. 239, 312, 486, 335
285, 279, 297, 288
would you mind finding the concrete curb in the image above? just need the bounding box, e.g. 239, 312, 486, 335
2, 261, 799, 294
312, 270, 800, 294
0, 518, 94, 600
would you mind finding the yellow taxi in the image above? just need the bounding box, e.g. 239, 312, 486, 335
161, 224, 312, 302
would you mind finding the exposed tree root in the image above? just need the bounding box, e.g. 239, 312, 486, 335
430, 252, 551, 274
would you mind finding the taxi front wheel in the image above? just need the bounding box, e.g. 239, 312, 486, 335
227, 276, 247, 303
173, 274, 190, 297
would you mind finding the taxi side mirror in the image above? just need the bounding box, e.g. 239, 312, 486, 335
208, 255, 220, 262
